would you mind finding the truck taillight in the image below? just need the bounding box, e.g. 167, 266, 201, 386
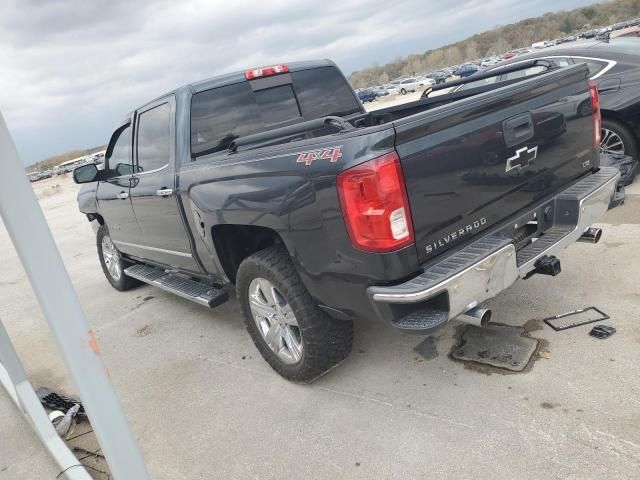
337, 151, 414, 253
589, 81, 601, 147
244, 64, 289, 80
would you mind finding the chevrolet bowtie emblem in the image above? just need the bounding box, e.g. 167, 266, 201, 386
505, 146, 538, 173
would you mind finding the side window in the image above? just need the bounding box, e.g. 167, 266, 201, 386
456, 76, 497, 91
106, 126, 132, 176
578, 60, 607, 78
502, 65, 547, 80
136, 103, 171, 172
549, 57, 572, 67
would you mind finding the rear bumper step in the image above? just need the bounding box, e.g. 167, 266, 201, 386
368, 167, 620, 332
124, 264, 228, 308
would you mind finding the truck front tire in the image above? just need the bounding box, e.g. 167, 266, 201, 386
236, 246, 353, 383
96, 224, 140, 291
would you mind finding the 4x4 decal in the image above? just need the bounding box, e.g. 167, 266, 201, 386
296, 146, 342, 166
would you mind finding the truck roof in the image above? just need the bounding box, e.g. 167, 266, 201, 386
189, 59, 337, 93
121, 59, 339, 124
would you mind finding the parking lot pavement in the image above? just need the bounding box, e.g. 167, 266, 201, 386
1, 176, 640, 479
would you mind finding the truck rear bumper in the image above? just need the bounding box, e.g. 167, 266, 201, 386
367, 167, 620, 332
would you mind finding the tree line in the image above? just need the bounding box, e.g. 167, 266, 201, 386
348, 0, 640, 88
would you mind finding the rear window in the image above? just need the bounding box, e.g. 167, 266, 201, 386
190, 66, 360, 157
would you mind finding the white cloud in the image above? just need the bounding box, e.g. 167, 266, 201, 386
0, 0, 594, 164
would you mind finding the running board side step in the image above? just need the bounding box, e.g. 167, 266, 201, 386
124, 264, 228, 308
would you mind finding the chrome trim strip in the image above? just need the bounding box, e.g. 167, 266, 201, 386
370, 169, 620, 322
131, 163, 168, 177
113, 240, 192, 258
489, 56, 617, 80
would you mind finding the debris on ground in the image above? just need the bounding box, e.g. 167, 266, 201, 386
49, 404, 81, 438
543, 307, 609, 331
36, 387, 87, 420
589, 325, 617, 339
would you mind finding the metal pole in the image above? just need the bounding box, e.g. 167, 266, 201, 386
0, 319, 92, 480
0, 112, 150, 479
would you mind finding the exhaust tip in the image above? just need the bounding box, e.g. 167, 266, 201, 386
457, 308, 492, 327
593, 228, 602, 244
479, 309, 492, 327
578, 227, 602, 244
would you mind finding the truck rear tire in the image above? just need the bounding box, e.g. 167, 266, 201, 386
96, 224, 141, 291
236, 246, 353, 383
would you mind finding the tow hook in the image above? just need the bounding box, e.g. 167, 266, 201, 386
524, 255, 561, 279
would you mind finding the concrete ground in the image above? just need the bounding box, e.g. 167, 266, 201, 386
1, 175, 639, 479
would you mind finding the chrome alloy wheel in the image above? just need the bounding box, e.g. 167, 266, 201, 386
101, 235, 122, 281
248, 278, 303, 364
600, 128, 626, 155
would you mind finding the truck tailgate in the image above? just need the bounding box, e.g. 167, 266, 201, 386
393, 64, 598, 263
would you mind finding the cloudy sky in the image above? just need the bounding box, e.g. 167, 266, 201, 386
1, 0, 597, 165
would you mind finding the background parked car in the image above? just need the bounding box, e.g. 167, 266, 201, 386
357, 88, 377, 103
468, 38, 640, 161
455, 64, 479, 77
397, 77, 423, 94
384, 84, 400, 95
416, 75, 435, 85
371, 86, 389, 96
431, 71, 450, 84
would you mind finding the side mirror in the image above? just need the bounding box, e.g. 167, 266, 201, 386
73, 164, 99, 184
114, 163, 136, 176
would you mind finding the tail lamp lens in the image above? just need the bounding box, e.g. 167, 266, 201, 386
589, 81, 601, 147
337, 151, 414, 252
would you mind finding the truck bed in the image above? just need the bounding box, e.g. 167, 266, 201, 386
375, 63, 597, 263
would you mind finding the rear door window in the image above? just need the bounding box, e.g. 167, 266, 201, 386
190, 66, 361, 158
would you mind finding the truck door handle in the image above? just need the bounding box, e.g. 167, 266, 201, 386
117, 191, 129, 200
156, 188, 173, 197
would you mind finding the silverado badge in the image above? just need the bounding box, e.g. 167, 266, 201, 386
505, 146, 537, 173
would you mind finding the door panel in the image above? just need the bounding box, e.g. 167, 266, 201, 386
128, 98, 199, 271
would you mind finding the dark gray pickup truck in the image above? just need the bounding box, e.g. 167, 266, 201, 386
75, 59, 619, 382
